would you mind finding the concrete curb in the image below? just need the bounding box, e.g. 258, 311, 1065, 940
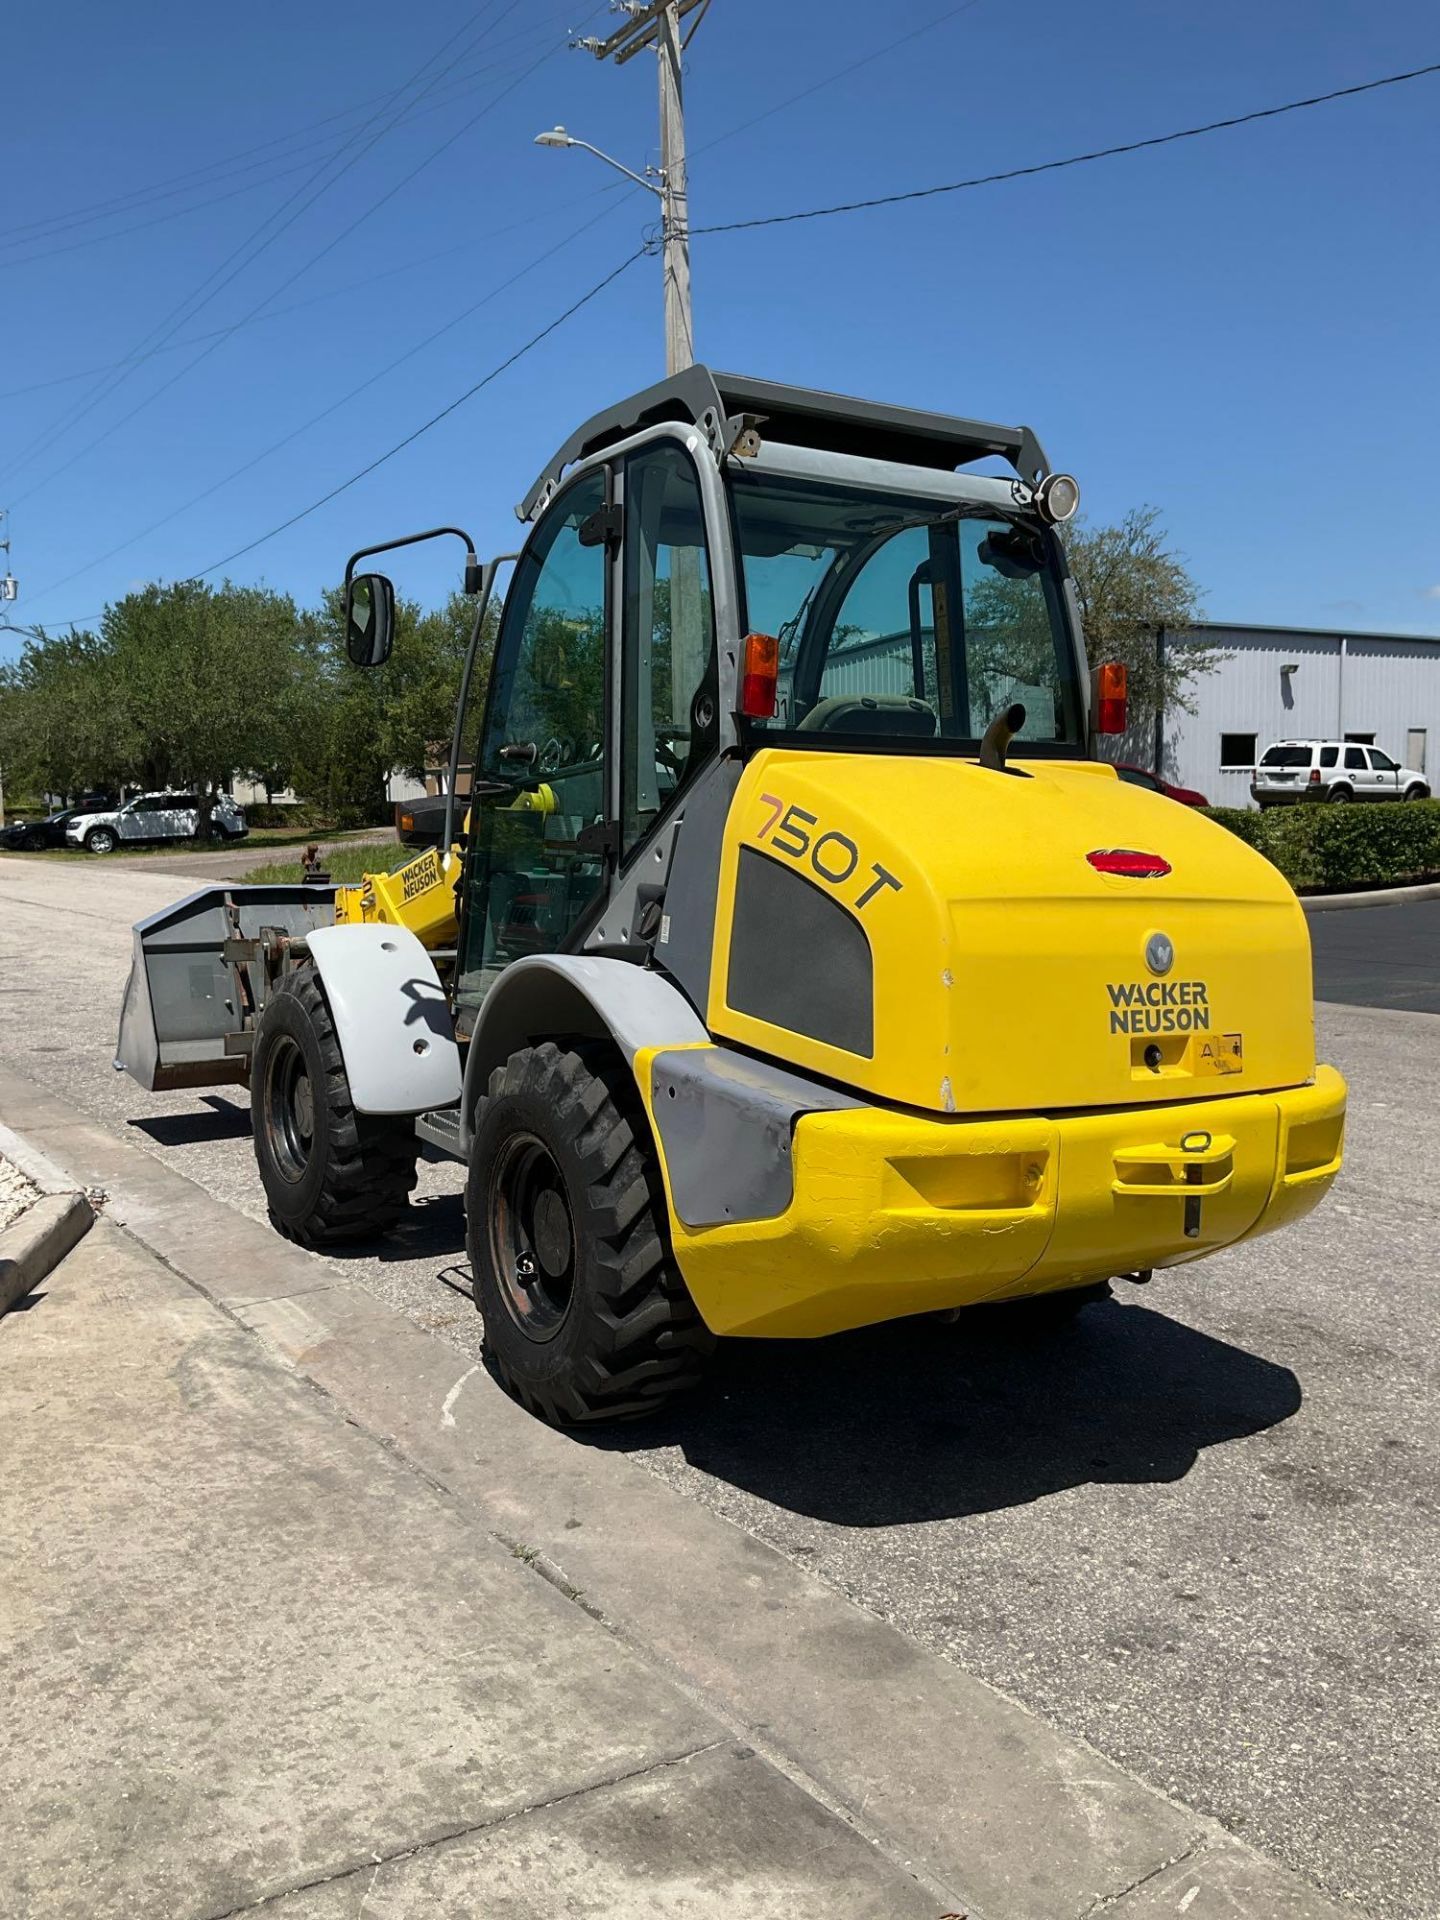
0, 1189, 94, 1316
1301, 879, 1440, 912
0, 1117, 90, 1195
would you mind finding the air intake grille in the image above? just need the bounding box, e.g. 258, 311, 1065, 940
726, 847, 874, 1057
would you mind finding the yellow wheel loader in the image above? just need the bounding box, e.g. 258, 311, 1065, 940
117, 369, 1346, 1425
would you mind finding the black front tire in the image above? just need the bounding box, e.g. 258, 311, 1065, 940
251, 968, 419, 1246
84, 827, 117, 853
467, 1042, 713, 1426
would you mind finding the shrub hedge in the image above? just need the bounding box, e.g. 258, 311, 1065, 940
1203, 800, 1440, 893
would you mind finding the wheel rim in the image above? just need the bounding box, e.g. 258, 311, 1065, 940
489, 1133, 576, 1342
91, 830, 114, 852
261, 1033, 315, 1184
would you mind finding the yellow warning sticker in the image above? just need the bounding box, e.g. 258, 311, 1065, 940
1194, 1032, 1244, 1076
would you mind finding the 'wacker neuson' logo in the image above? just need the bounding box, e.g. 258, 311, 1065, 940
1106, 979, 1211, 1035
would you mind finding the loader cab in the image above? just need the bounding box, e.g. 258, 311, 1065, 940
448, 372, 1090, 1024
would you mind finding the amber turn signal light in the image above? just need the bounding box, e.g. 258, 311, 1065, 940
1094, 660, 1128, 735
739, 631, 780, 719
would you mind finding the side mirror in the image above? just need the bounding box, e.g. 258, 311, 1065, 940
345, 573, 395, 668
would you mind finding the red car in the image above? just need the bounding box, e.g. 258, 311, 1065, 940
1114, 763, 1210, 808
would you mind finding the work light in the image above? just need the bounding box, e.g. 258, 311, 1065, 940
1035, 473, 1080, 525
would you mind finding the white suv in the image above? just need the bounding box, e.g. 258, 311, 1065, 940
65, 791, 248, 854
1251, 741, 1429, 808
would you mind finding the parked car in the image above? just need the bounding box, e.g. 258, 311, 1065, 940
0, 793, 118, 850
1252, 741, 1430, 807
65, 791, 248, 854
3, 807, 79, 851
1114, 762, 1210, 808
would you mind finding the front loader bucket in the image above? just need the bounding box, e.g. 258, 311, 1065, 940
115, 884, 336, 1092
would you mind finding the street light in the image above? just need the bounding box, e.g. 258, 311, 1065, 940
532, 126, 665, 198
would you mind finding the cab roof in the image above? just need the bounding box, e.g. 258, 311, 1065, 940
518, 365, 1050, 520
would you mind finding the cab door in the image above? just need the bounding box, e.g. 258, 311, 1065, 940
454, 468, 614, 1013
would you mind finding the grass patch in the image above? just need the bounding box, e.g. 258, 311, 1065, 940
237, 846, 404, 885
8, 826, 391, 864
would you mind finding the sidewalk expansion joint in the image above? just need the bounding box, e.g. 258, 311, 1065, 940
493, 1531, 974, 1917
1079, 1834, 1209, 1915
192, 1741, 728, 1920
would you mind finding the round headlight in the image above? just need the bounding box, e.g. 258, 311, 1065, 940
1036, 472, 1080, 524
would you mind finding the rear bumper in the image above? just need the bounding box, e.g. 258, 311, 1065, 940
659, 1066, 1346, 1338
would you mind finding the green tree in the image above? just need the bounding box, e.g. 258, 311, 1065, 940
0, 625, 126, 802
289, 588, 498, 819
1061, 507, 1219, 722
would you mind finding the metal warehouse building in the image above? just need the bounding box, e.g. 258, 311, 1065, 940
1144, 622, 1440, 809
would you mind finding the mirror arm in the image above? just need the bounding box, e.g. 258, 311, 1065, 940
342, 524, 483, 613
442, 554, 521, 854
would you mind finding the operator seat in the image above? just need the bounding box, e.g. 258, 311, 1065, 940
795, 692, 938, 737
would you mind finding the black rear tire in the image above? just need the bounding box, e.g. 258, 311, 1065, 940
251, 968, 419, 1246
467, 1041, 713, 1426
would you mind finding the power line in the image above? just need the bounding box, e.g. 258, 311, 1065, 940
35, 203, 638, 598
192, 245, 648, 580
4, 5, 586, 512
682, 58, 1440, 237
0, 13, 581, 261
0, 613, 106, 639
0, 1, 530, 494
0, 187, 623, 402
0, 0, 579, 251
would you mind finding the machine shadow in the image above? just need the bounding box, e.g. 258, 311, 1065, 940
326, 1186, 470, 1269
597, 1295, 1302, 1527
127, 1095, 251, 1146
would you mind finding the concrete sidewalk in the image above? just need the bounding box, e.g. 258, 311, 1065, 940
1, 1221, 939, 1919
0, 1065, 1371, 1920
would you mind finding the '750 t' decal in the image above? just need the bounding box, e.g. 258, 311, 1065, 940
756, 794, 902, 911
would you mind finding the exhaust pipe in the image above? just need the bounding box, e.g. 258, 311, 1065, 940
979, 701, 1027, 772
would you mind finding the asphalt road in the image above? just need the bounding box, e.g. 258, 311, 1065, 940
2, 856, 1436, 1920
1310, 898, 1440, 1015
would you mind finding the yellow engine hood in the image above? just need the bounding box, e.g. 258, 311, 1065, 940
707, 749, 1317, 1116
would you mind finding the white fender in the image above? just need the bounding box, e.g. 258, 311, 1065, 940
305, 923, 461, 1114
460, 954, 708, 1145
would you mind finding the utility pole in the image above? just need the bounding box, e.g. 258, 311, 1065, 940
577, 0, 709, 375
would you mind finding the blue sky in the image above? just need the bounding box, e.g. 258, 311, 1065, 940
2, 0, 1437, 661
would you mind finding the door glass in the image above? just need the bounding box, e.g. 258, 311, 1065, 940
457, 472, 610, 1006
122, 797, 160, 838
621, 442, 716, 855
1369, 749, 1396, 771
1344, 747, 1366, 770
